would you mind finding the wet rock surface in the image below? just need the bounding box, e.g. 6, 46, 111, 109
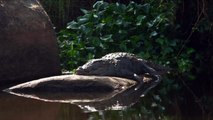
0, 0, 61, 85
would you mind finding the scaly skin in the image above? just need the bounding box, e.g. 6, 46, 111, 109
76, 52, 167, 89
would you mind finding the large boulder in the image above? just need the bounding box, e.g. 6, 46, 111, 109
0, 0, 61, 85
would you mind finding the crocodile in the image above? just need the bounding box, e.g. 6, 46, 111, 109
76, 52, 169, 88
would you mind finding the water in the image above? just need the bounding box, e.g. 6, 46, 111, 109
0, 78, 165, 120
0, 90, 159, 120
1, 89, 210, 120
0, 91, 88, 120
0, 77, 210, 120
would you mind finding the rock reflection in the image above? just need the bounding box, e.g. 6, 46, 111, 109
0, 91, 88, 120
4, 74, 161, 112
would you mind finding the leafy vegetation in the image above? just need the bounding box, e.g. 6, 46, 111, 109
58, 1, 195, 75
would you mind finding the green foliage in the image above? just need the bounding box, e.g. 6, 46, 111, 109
58, 1, 194, 77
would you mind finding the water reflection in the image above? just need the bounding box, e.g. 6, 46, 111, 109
5, 82, 147, 112
0, 91, 88, 120
0, 91, 161, 120
1, 80, 210, 120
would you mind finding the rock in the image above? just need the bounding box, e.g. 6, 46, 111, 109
4, 75, 136, 103
4, 74, 161, 112
0, 0, 61, 85
5, 75, 135, 94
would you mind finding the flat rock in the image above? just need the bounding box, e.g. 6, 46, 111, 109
4, 75, 163, 112
0, 0, 61, 85
5, 75, 136, 102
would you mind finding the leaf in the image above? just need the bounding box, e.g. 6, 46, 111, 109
93, 14, 98, 18
78, 17, 89, 24
119, 41, 128, 51
156, 38, 164, 45
116, 18, 123, 25
136, 15, 146, 26
141, 3, 150, 14
164, 47, 173, 53
93, 1, 108, 10
80, 8, 89, 14
67, 21, 79, 29
100, 34, 113, 41
85, 47, 95, 50
187, 48, 195, 54
150, 31, 158, 37
96, 23, 105, 30
170, 40, 177, 46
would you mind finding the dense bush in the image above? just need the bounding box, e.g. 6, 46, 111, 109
58, 1, 195, 77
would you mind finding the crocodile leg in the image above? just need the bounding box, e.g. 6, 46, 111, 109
119, 69, 142, 81
140, 74, 161, 96
119, 69, 144, 90
133, 73, 144, 90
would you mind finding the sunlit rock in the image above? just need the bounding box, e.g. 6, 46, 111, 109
0, 0, 61, 85
5, 75, 135, 93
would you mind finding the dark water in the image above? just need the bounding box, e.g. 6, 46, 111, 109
0, 90, 210, 120
0, 91, 88, 120
0, 74, 168, 120
0, 90, 165, 120
0, 92, 93, 120
0, 81, 210, 120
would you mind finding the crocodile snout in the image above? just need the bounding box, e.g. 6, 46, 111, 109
76, 67, 86, 74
